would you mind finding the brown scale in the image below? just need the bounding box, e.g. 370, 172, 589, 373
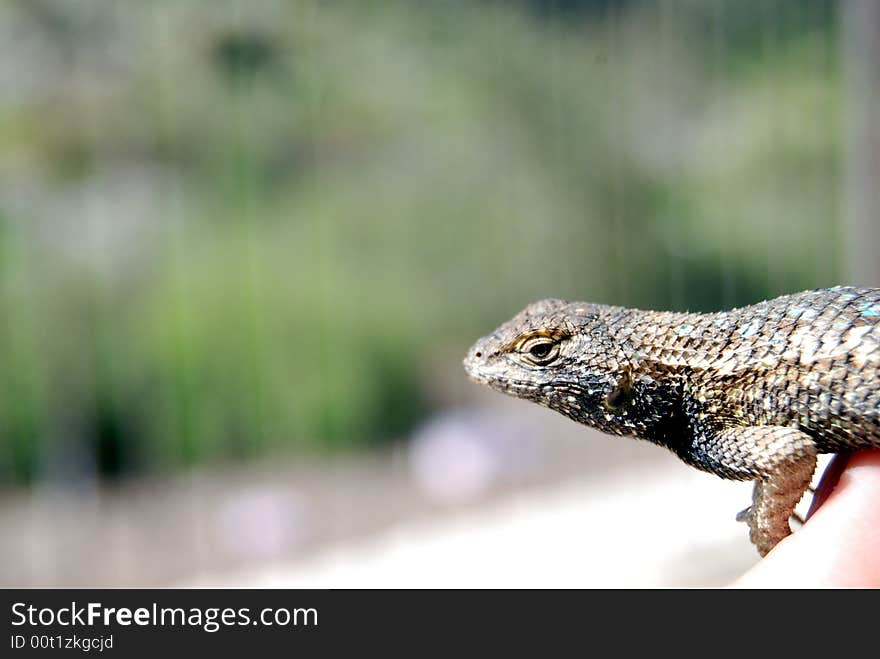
464, 286, 880, 556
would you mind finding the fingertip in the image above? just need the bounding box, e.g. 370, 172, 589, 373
733, 449, 880, 588
806, 452, 849, 519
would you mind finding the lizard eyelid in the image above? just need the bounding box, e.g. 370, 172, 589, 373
507, 328, 570, 349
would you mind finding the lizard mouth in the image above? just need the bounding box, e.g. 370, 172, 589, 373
463, 360, 542, 397
462, 359, 494, 387
463, 344, 546, 400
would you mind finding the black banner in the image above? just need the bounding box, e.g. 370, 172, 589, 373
0, 588, 865, 655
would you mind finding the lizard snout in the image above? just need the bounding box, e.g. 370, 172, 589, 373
463, 340, 492, 382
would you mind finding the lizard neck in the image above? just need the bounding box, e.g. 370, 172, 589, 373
584, 306, 702, 447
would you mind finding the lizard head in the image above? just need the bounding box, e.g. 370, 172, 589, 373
464, 299, 625, 429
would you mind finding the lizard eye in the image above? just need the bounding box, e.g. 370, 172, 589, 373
520, 337, 560, 366
529, 342, 553, 359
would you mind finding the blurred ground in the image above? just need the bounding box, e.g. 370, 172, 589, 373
194, 461, 761, 588
3, 397, 781, 588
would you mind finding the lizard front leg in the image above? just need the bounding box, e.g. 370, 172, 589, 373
702, 426, 818, 557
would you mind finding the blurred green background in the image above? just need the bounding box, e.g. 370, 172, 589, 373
0, 0, 848, 486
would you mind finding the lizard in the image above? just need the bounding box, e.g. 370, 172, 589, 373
463, 286, 880, 556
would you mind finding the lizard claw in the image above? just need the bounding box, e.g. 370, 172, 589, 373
735, 506, 753, 523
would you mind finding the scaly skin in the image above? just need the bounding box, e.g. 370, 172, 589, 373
463, 286, 880, 555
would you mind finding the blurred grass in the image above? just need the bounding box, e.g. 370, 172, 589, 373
0, 0, 842, 483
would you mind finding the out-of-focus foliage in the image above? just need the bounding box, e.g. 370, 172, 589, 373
0, 0, 841, 483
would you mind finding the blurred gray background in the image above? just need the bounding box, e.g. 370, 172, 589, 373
1, 0, 876, 586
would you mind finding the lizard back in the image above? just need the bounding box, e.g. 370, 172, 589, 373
616, 286, 880, 453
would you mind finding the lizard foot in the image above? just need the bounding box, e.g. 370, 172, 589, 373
745, 450, 817, 556
711, 425, 817, 556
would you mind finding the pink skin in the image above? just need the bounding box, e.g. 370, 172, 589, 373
734, 449, 880, 587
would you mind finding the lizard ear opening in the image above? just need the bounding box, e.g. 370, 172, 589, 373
604, 372, 633, 411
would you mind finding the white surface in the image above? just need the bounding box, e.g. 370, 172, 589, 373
193, 462, 763, 588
